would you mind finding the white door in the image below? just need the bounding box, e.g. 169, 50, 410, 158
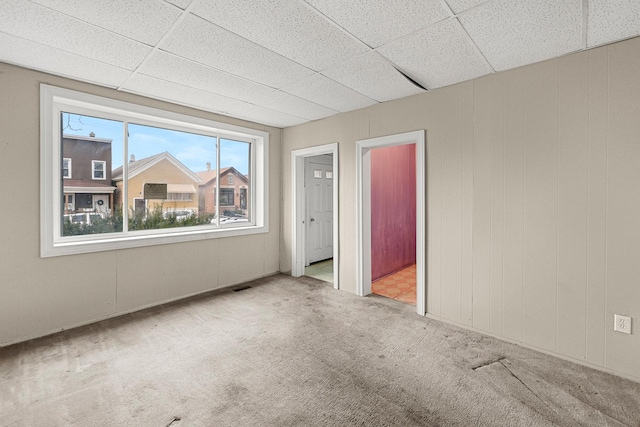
305, 155, 333, 265
93, 195, 109, 213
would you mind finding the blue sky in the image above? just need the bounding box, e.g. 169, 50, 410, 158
62, 113, 249, 174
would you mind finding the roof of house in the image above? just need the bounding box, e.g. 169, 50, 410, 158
195, 167, 231, 185
112, 151, 202, 183
196, 167, 249, 186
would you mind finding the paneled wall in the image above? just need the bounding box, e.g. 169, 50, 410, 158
282, 37, 640, 381
0, 63, 281, 346
371, 144, 416, 281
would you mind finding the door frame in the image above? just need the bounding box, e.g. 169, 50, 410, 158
356, 131, 426, 316
291, 143, 339, 289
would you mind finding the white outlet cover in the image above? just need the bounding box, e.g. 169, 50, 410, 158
614, 314, 632, 334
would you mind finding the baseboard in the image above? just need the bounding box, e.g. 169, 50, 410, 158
422, 312, 640, 384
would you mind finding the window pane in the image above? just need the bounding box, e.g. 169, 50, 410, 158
61, 112, 123, 236
126, 123, 217, 231
219, 138, 250, 224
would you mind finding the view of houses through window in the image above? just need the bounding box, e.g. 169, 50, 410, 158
61, 113, 251, 236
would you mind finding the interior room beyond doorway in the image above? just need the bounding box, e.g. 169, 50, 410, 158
369, 143, 416, 305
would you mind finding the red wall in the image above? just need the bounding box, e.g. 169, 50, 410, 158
371, 144, 416, 281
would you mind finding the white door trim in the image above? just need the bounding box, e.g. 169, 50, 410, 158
291, 143, 339, 290
356, 131, 426, 316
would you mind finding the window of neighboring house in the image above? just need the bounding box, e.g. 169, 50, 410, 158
219, 188, 234, 206
41, 84, 269, 257
62, 158, 71, 178
167, 192, 192, 201
92, 160, 106, 180
228, 175, 233, 184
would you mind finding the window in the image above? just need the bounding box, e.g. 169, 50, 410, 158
41, 85, 269, 257
62, 158, 71, 178
92, 160, 106, 180
219, 188, 234, 206
228, 175, 233, 184
167, 192, 192, 201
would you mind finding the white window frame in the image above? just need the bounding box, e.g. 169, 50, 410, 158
91, 160, 106, 180
40, 84, 269, 257
62, 158, 72, 179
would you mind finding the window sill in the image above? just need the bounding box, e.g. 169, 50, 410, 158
44, 223, 268, 257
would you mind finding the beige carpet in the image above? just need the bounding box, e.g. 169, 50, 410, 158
1, 274, 639, 426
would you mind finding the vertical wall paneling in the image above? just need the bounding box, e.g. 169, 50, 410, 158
472, 76, 493, 331
461, 81, 475, 326
605, 38, 640, 374
427, 91, 443, 316
282, 38, 640, 381
522, 60, 559, 352
586, 47, 608, 366
440, 86, 464, 321
490, 73, 506, 335
502, 68, 526, 342
557, 52, 589, 360
370, 145, 416, 281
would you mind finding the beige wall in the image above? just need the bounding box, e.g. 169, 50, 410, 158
282, 37, 640, 380
0, 62, 281, 346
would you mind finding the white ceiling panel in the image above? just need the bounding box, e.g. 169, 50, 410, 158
29, 0, 181, 46
303, 0, 449, 48
281, 73, 378, 112
588, 0, 640, 48
0, 0, 151, 70
121, 74, 243, 115
377, 18, 492, 89
163, 0, 192, 9
226, 103, 308, 128
444, 0, 491, 15
0, 32, 131, 88
321, 51, 425, 102
137, 51, 275, 104
459, 0, 583, 71
190, 0, 368, 71
251, 90, 339, 121
160, 13, 314, 89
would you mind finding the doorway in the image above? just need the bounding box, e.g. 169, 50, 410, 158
291, 143, 339, 289
356, 131, 426, 316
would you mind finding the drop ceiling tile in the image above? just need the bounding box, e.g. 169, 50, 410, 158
191, 0, 368, 71
280, 73, 378, 112
321, 51, 425, 102
121, 74, 243, 114
226, 103, 309, 128
29, 0, 181, 46
445, 0, 490, 14
377, 18, 492, 89
161, 13, 314, 88
0, 0, 151, 70
0, 32, 131, 87
251, 91, 339, 121
458, 0, 583, 71
137, 51, 275, 103
163, 0, 192, 9
304, 0, 449, 48
588, 0, 640, 48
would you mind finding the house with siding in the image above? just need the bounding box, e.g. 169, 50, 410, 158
62, 134, 116, 214
112, 152, 202, 217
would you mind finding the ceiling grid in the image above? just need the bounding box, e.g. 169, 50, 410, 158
0, 0, 638, 127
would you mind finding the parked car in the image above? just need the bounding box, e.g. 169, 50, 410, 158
163, 210, 194, 221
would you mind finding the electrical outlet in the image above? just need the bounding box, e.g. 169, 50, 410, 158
614, 314, 632, 334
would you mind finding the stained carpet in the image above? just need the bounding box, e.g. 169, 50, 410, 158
1, 274, 639, 426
